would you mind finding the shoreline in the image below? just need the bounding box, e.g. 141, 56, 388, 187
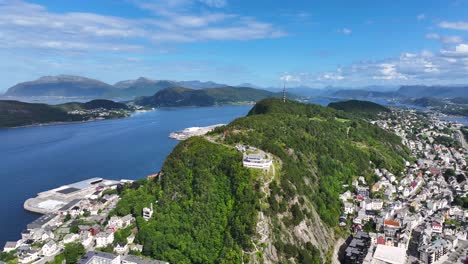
0, 103, 253, 130
0, 117, 126, 130
0, 110, 158, 130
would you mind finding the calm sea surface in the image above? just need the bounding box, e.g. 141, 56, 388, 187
0, 105, 251, 245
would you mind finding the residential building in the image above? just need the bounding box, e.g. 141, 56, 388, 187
96, 231, 114, 248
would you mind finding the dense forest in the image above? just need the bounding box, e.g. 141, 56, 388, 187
114, 137, 260, 263
220, 99, 407, 226
115, 98, 409, 263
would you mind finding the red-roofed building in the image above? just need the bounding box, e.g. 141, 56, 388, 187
432, 222, 442, 233
384, 220, 400, 228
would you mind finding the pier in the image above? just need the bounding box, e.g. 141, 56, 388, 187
169, 124, 225, 140
24, 178, 132, 214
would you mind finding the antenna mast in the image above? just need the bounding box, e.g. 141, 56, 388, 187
282, 81, 286, 103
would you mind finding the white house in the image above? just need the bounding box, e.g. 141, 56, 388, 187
3, 240, 20, 253
114, 242, 128, 255
344, 202, 355, 214
18, 250, 39, 264
121, 215, 135, 228
96, 231, 114, 248
371, 199, 384, 210
81, 231, 93, 248
42, 240, 57, 257
143, 204, 153, 222
129, 244, 143, 252
108, 216, 123, 229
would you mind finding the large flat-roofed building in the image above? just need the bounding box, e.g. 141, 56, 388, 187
24, 178, 131, 214
77, 251, 121, 264
77, 252, 169, 264
372, 244, 407, 264
27, 213, 58, 230
243, 153, 272, 170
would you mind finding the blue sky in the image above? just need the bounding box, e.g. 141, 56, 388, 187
1, 0, 468, 91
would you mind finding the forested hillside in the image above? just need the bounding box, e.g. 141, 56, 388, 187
328, 100, 390, 118
114, 98, 409, 263
133, 86, 284, 107
114, 137, 259, 263
0, 99, 129, 127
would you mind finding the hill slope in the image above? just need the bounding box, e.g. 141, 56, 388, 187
112, 78, 178, 97
134, 86, 282, 107
4, 75, 115, 97
328, 100, 390, 117
115, 98, 408, 263
0, 99, 128, 127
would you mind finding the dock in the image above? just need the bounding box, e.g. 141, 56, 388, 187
24, 178, 133, 214
169, 124, 225, 140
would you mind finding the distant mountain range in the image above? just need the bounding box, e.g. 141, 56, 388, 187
3, 75, 228, 98
4, 75, 115, 97
332, 85, 468, 99
3, 75, 468, 99
134, 86, 285, 107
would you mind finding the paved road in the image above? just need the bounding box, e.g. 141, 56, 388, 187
455, 129, 467, 149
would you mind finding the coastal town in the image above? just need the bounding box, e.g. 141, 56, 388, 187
1, 108, 467, 264
1, 178, 167, 264
341, 109, 468, 264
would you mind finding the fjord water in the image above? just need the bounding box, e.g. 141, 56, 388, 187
0, 105, 251, 245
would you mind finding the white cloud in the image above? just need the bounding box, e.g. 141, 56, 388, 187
441, 35, 463, 44
439, 21, 468, 30
338, 28, 352, 35
0, 0, 285, 54
425, 33, 463, 44
284, 47, 468, 86
199, 0, 227, 8
441, 43, 468, 56
280, 74, 299, 82
373, 63, 408, 80
417, 14, 426, 20
425, 33, 440, 39
318, 73, 344, 81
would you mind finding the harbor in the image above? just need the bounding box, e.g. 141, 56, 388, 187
169, 124, 225, 140
3, 177, 154, 264
23, 178, 132, 214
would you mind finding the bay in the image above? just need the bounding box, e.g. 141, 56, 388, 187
0, 105, 251, 245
